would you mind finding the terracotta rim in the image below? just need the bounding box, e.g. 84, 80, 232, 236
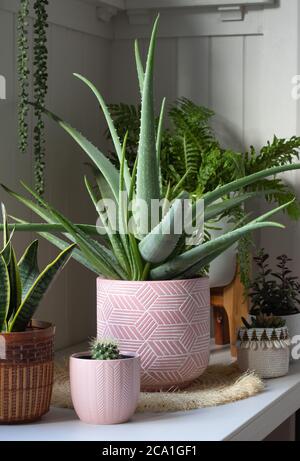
0, 320, 55, 343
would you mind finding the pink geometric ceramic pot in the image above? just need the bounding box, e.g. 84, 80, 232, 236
97, 277, 210, 391
70, 352, 140, 425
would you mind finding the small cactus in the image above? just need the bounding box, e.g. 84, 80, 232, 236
241, 313, 286, 330
90, 338, 120, 360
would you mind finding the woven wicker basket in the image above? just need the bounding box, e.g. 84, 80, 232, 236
0, 320, 55, 424
237, 326, 290, 379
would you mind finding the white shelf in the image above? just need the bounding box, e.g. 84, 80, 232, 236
1, 347, 300, 441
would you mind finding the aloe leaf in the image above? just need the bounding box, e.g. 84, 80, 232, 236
176, 241, 235, 280
152, 200, 291, 280
139, 191, 189, 264
0, 255, 10, 332
18, 240, 40, 301
9, 244, 76, 332
2, 222, 101, 236
150, 220, 283, 280
157, 97, 166, 194
118, 133, 134, 272
136, 16, 161, 227
11, 215, 101, 275
22, 183, 123, 279
7, 248, 22, 323
45, 108, 120, 201
156, 97, 166, 165
85, 176, 130, 276
203, 163, 300, 207
205, 192, 263, 221
135, 39, 145, 95
15, 181, 120, 277
73, 73, 132, 193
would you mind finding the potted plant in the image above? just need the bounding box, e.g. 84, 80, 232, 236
0, 204, 74, 423
70, 338, 140, 425
237, 314, 290, 379
249, 250, 300, 359
3, 17, 300, 391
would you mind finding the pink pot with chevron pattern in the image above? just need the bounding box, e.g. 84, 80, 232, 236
97, 277, 210, 391
70, 352, 140, 425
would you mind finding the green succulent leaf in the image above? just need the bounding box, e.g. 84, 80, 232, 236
0, 255, 10, 332
1, 203, 10, 247
136, 15, 161, 228
139, 191, 189, 264
7, 248, 22, 323
151, 220, 283, 280
135, 39, 145, 95
18, 240, 40, 301
73, 73, 132, 193
203, 163, 300, 207
9, 244, 76, 332
11, 215, 100, 275
44, 108, 120, 201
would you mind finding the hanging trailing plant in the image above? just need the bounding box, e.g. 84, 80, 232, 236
17, 0, 49, 196
33, 0, 49, 196
17, 0, 30, 154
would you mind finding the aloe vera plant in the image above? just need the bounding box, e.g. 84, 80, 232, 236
2, 16, 300, 282
0, 204, 75, 332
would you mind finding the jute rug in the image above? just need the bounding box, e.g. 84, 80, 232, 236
52, 361, 264, 413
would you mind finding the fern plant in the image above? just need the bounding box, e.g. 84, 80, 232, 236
0, 204, 74, 332
106, 100, 300, 288
2, 17, 300, 283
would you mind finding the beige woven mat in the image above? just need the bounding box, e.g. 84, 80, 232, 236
52, 361, 264, 413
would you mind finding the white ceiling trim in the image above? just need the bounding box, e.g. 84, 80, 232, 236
82, 0, 276, 23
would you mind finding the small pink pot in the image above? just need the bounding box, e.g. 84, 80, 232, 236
70, 352, 140, 425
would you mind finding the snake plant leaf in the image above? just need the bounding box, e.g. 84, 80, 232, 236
135, 39, 145, 95
136, 16, 161, 228
7, 248, 22, 323
150, 220, 283, 280
44, 108, 120, 201
18, 240, 40, 301
139, 191, 189, 264
0, 255, 10, 332
203, 163, 300, 207
73, 73, 132, 194
1, 203, 10, 247
9, 244, 76, 332
0, 228, 14, 265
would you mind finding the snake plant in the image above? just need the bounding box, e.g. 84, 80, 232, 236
2, 16, 300, 282
0, 204, 75, 332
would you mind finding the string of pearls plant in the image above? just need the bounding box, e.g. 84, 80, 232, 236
17, 0, 49, 197
17, 0, 30, 154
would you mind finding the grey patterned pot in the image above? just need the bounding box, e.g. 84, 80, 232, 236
237, 327, 290, 379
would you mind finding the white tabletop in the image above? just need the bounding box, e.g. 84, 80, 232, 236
1, 347, 300, 442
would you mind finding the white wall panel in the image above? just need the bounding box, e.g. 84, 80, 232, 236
0, 5, 111, 349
